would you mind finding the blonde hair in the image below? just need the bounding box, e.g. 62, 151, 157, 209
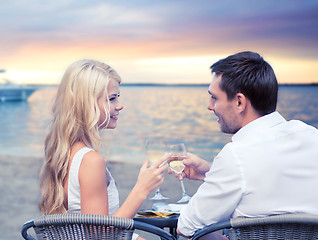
39, 59, 121, 214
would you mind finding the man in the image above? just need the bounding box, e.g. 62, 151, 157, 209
175, 51, 318, 238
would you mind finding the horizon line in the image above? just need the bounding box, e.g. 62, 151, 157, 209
25, 82, 318, 87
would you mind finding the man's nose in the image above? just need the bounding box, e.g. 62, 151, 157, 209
207, 100, 214, 111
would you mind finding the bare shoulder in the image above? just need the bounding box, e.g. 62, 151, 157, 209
80, 150, 107, 174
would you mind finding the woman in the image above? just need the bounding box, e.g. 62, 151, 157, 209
39, 59, 167, 231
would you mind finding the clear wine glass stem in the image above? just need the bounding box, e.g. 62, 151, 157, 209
180, 180, 186, 193
150, 187, 169, 200
177, 177, 192, 203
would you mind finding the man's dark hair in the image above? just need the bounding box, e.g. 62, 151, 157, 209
210, 51, 278, 116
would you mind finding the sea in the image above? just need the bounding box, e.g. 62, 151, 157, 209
1, 84, 318, 240
0, 84, 318, 163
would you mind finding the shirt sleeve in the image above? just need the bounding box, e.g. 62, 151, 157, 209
177, 143, 244, 237
132, 233, 139, 240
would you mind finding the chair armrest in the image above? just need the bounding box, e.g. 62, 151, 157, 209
133, 220, 176, 240
21, 219, 36, 240
192, 220, 231, 240
230, 213, 318, 228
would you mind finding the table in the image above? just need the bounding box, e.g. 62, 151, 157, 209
134, 214, 179, 239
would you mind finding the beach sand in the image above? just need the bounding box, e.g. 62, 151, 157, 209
0, 155, 202, 240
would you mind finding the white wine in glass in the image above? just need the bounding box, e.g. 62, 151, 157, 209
169, 160, 185, 174
145, 138, 169, 200
169, 143, 192, 203
147, 150, 165, 165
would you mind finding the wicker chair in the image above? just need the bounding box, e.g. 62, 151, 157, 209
192, 213, 318, 240
21, 213, 176, 240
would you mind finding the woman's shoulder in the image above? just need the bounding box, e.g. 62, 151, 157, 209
71, 142, 107, 171
83, 150, 104, 162
78, 150, 107, 186
81, 149, 107, 171
78, 149, 108, 197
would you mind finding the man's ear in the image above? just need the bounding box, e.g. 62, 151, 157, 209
236, 93, 247, 112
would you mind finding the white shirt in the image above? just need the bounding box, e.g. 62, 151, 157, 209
178, 112, 318, 237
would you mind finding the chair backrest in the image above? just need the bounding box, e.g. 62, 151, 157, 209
192, 213, 318, 240
21, 213, 176, 240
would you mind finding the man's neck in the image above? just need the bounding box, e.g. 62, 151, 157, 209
240, 108, 262, 129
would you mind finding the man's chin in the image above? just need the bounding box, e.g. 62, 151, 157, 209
221, 126, 239, 135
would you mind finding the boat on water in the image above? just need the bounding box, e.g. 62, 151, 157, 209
0, 78, 37, 102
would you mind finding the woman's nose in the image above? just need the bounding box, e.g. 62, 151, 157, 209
117, 102, 124, 111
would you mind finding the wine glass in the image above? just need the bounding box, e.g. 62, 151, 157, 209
145, 138, 169, 200
169, 143, 192, 203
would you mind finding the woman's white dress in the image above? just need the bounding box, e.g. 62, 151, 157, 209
66, 147, 139, 239
67, 147, 120, 215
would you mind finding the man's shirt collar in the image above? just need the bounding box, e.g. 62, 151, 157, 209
232, 111, 286, 142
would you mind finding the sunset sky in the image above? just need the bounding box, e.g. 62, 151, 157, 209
1, 0, 318, 85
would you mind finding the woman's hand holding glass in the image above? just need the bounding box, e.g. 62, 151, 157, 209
145, 139, 170, 200
135, 154, 168, 198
